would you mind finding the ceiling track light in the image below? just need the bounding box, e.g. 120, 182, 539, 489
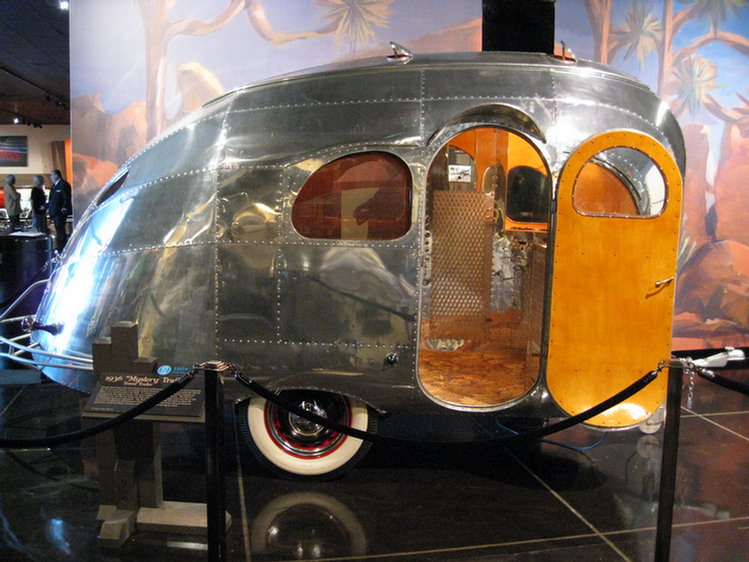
45, 94, 69, 110
0, 108, 43, 127
13, 115, 42, 128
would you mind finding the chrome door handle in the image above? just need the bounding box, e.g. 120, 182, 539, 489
655, 276, 674, 288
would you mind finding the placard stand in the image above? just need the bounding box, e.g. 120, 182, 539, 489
82, 322, 230, 548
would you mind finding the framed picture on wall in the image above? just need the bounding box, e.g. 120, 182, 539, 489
0, 136, 28, 167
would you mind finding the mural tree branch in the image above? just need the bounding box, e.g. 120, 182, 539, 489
136, 0, 393, 140
584, 0, 614, 63
137, 0, 247, 140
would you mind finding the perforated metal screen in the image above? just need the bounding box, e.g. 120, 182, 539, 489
429, 191, 494, 339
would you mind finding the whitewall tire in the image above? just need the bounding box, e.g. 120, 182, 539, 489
239, 390, 376, 478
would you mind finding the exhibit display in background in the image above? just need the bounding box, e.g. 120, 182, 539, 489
0, 136, 28, 167
556, 0, 749, 350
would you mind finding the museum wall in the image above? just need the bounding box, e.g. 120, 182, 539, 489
0, 124, 70, 185
69, 0, 749, 351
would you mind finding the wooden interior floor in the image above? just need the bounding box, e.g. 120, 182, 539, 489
419, 313, 538, 406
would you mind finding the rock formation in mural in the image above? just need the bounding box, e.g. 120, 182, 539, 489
583, 0, 749, 349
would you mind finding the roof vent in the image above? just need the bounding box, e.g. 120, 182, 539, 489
387, 42, 413, 63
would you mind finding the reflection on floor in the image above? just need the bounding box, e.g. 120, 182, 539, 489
1, 366, 748, 561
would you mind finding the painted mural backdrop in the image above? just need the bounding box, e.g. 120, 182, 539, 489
72, 1, 749, 351
555, 0, 749, 351
70, 0, 481, 211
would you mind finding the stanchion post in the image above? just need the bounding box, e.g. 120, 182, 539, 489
654, 360, 684, 562
202, 361, 229, 562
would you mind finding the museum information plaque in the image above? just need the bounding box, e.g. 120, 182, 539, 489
84, 368, 204, 422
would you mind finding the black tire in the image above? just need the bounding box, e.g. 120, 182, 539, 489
237, 390, 377, 479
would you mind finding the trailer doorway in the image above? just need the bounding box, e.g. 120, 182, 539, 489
418, 127, 550, 407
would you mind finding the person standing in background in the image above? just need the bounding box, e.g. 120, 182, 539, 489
48, 169, 71, 251
31, 175, 49, 234
4, 174, 21, 232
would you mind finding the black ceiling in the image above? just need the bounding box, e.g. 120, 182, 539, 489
0, 0, 70, 126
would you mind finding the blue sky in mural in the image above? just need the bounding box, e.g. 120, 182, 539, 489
555, 0, 749, 115
72, 0, 481, 116
555, 0, 749, 182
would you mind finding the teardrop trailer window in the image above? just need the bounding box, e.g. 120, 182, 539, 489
94, 169, 129, 207
292, 152, 412, 240
572, 147, 666, 217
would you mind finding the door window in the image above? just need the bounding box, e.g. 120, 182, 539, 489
573, 147, 666, 217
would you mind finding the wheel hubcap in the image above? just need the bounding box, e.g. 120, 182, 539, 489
266, 392, 351, 458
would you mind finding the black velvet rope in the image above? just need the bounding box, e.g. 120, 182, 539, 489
234, 367, 660, 446
0, 371, 194, 449
0, 363, 676, 451
697, 369, 749, 397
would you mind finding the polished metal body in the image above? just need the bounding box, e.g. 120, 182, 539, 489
32, 51, 685, 420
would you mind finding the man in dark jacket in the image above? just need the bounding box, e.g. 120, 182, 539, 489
48, 169, 71, 251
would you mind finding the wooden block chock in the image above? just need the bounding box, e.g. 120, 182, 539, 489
91, 322, 230, 548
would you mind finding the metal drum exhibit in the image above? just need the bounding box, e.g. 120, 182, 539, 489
28, 47, 685, 478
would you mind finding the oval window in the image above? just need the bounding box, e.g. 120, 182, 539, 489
292, 152, 412, 240
573, 147, 666, 217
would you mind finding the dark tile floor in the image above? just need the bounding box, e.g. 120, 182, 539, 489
1, 366, 748, 562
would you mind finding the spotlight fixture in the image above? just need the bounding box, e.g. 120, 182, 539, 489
12, 114, 42, 128
59, 1, 69, 10
44, 95, 69, 110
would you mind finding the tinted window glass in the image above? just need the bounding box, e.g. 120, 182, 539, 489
506, 165, 550, 223
95, 170, 129, 206
292, 152, 411, 240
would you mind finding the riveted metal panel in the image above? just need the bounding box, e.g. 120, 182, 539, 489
215, 242, 279, 342
126, 111, 227, 184
34, 244, 216, 392
216, 167, 286, 243
222, 101, 422, 165
229, 67, 422, 111
278, 243, 418, 347
75, 171, 216, 254
422, 64, 554, 101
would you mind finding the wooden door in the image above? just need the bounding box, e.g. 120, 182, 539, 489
546, 131, 682, 427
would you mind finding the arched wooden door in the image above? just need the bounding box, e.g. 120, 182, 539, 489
546, 131, 682, 427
